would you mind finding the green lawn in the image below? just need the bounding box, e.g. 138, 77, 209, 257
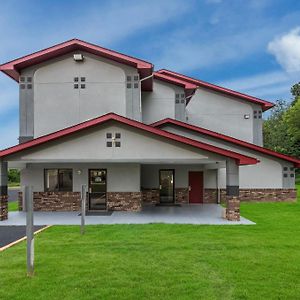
0, 188, 299, 300
8, 201, 18, 212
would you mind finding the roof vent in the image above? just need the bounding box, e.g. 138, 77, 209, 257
73, 54, 84, 61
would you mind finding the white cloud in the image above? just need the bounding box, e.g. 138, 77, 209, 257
268, 27, 300, 72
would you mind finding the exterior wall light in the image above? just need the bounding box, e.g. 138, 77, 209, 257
73, 54, 84, 61
76, 169, 82, 175
244, 114, 250, 119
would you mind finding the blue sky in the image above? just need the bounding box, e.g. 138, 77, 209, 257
1, 0, 300, 149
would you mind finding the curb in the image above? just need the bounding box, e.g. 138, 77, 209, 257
0, 225, 52, 252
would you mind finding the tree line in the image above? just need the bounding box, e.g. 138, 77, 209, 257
263, 82, 300, 160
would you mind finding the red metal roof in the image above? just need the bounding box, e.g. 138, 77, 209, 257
157, 69, 274, 111
152, 118, 300, 167
0, 113, 258, 165
153, 72, 197, 100
0, 38, 154, 91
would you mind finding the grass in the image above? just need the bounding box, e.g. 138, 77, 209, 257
8, 201, 18, 212
0, 187, 299, 300
8, 182, 20, 188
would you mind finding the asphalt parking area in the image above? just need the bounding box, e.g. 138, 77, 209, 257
0, 226, 46, 249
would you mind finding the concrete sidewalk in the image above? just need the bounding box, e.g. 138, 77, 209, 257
0, 204, 255, 225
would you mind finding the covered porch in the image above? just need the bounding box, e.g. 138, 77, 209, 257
1, 159, 244, 222
0, 113, 258, 222
0, 204, 254, 225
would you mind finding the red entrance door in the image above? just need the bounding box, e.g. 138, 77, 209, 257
188, 171, 203, 203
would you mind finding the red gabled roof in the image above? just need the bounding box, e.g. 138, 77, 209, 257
151, 118, 300, 167
0, 113, 258, 166
153, 72, 197, 100
0, 38, 153, 90
157, 69, 274, 111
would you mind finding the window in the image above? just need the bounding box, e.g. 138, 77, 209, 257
19, 76, 33, 89
283, 167, 288, 171
283, 174, 288, 178
134, 83, 139, 89
44, 169, 73, 192
127, 76, 132, 81
134, 75, 139, 81
106, 132, 121, 147
291, 174, 294, 178
127, 83, 132, 89
73, 77, 86, 89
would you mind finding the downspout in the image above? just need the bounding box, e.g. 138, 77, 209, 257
216, 163, 220, 204
139, 74, 154, 115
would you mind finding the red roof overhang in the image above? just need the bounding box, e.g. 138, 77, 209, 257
153, 72, 197, 101
0, 39, 154, 91
152, 118, 300, 168
157, 69, 274, 111
0, 113, 258, 166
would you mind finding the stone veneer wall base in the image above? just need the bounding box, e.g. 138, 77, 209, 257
0, 195, 8, 221
107, 192, 142, 211
220, 189, 297, 203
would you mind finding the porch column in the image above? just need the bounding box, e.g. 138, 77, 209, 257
225, 159, 240, 221
0, 160, 8, 221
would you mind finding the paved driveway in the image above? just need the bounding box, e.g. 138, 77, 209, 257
0, 226, 45, 248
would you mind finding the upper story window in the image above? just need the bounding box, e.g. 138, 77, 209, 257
19, 76, 33, 90
253, 110, 262, 119
106, 132, 121, 147
44, 169, 73, 192
175, 93, 185, 104
126, 75, 139, 89
73, 76, 86, 89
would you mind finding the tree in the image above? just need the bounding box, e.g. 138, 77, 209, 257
285, 97, 300, 141
263, 100, 294, 155
290, 82, 300, 106
8, 169, 20, 184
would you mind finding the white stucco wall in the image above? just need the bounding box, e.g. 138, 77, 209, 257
142, 79, 185, 124
161, 125, 295, 188
21, 163, 141, 192
186, 88, 257, 143
141, 164, 217, 189
27, 52, 139, 137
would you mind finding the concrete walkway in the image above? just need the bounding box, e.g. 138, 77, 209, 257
0, 204, 254, 225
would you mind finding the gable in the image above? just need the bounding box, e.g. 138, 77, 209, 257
6, 122, 216, 163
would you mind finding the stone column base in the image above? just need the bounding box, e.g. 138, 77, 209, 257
226, 196, 240, 221
0, 195, 8, 221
